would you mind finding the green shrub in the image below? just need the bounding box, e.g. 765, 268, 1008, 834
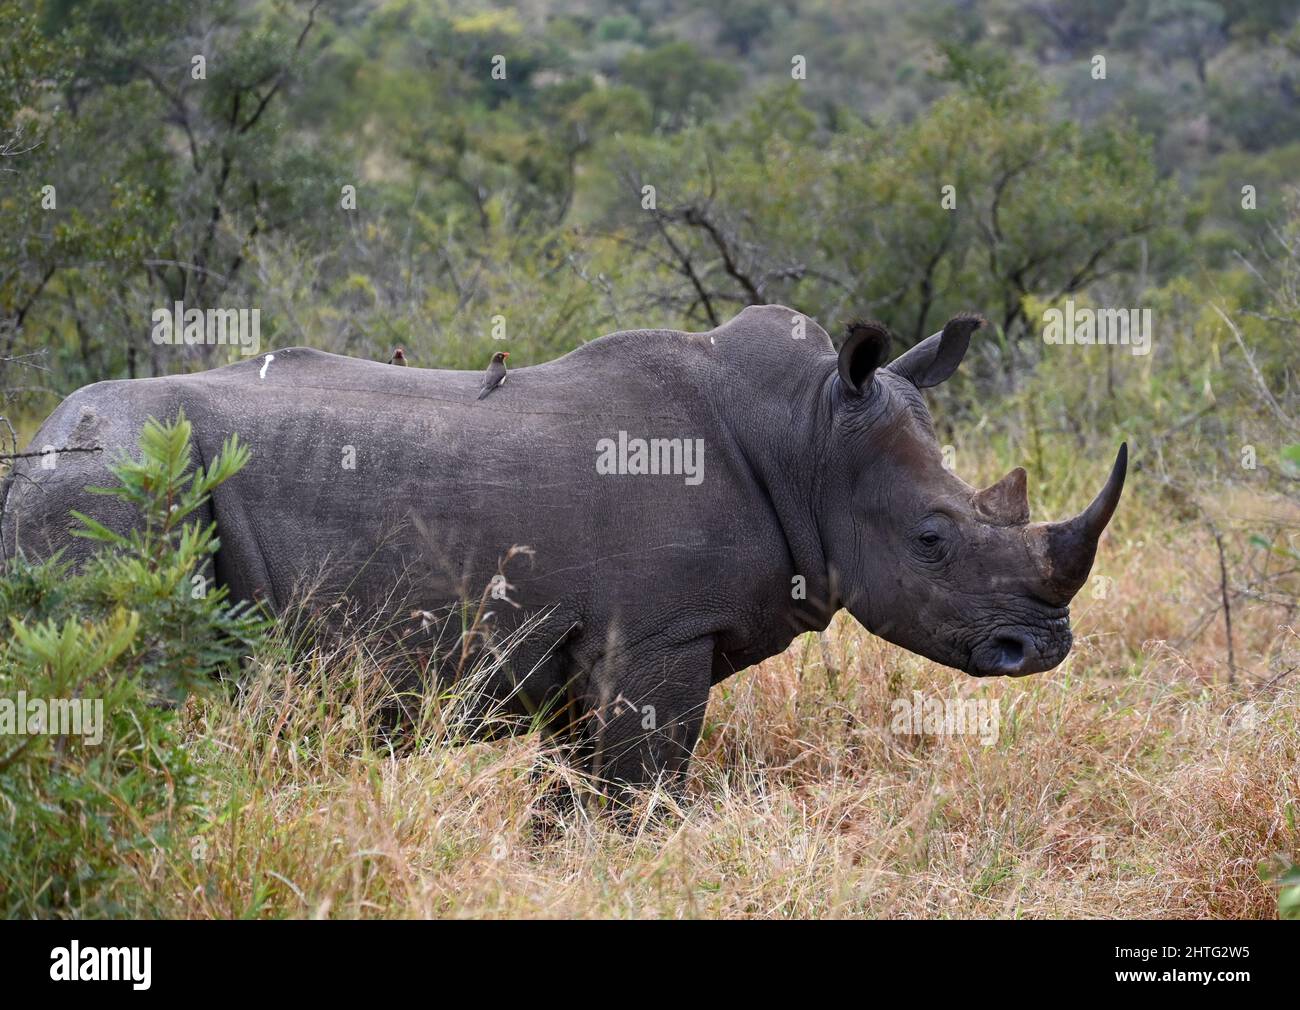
0, 410, 267, 916
1278, 864, 1300, 921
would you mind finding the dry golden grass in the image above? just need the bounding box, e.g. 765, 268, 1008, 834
137, 498, 1297, 920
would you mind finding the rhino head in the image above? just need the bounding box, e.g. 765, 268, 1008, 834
820, 314, 1126, 677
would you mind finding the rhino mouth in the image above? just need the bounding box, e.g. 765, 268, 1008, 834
968, 613, 1072, 677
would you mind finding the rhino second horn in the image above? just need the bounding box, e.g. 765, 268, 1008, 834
1033, 443, 1128, 601
973, 466, 1029, 526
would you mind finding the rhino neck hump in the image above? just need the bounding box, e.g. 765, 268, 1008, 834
705, 323, 841, 630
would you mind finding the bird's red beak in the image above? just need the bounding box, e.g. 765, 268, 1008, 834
503, 352, 509, 359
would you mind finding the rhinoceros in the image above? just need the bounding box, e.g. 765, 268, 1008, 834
1, 305, 1125, 796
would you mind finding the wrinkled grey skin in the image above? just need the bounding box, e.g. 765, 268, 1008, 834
1, 305, 1125, 795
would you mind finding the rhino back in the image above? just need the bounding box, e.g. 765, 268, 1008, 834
171, 335, 764, 626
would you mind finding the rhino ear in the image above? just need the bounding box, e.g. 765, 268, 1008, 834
887, 313, 984, 388
837, 320, 893, 397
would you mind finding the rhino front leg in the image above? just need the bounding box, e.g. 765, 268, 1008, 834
582, 637, 714, 803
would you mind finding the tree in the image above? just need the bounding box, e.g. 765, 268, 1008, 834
619, 42, 743, 131
590, 52, 1175, 346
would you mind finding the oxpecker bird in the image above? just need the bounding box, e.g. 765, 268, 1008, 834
478, 351, 509, 399
388, 347, 407, 366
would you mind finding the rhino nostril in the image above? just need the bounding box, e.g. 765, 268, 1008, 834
992, 634, 1027, 671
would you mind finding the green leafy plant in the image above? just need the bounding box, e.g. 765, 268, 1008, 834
1269, 801, 1300, 920
69, 408, 265, 697
0, 410, 266, 916
1282, 443, 1300, 478
1277, 863, 1300, 920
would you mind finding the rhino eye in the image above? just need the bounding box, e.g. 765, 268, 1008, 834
916, 531, 945, 559
911, 516, 955, 562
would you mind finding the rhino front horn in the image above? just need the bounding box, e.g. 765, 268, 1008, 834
1037, 442, 1128, 602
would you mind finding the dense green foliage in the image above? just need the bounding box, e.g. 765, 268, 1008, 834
0, 1, 1294, 382
0, 413, 265, 916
